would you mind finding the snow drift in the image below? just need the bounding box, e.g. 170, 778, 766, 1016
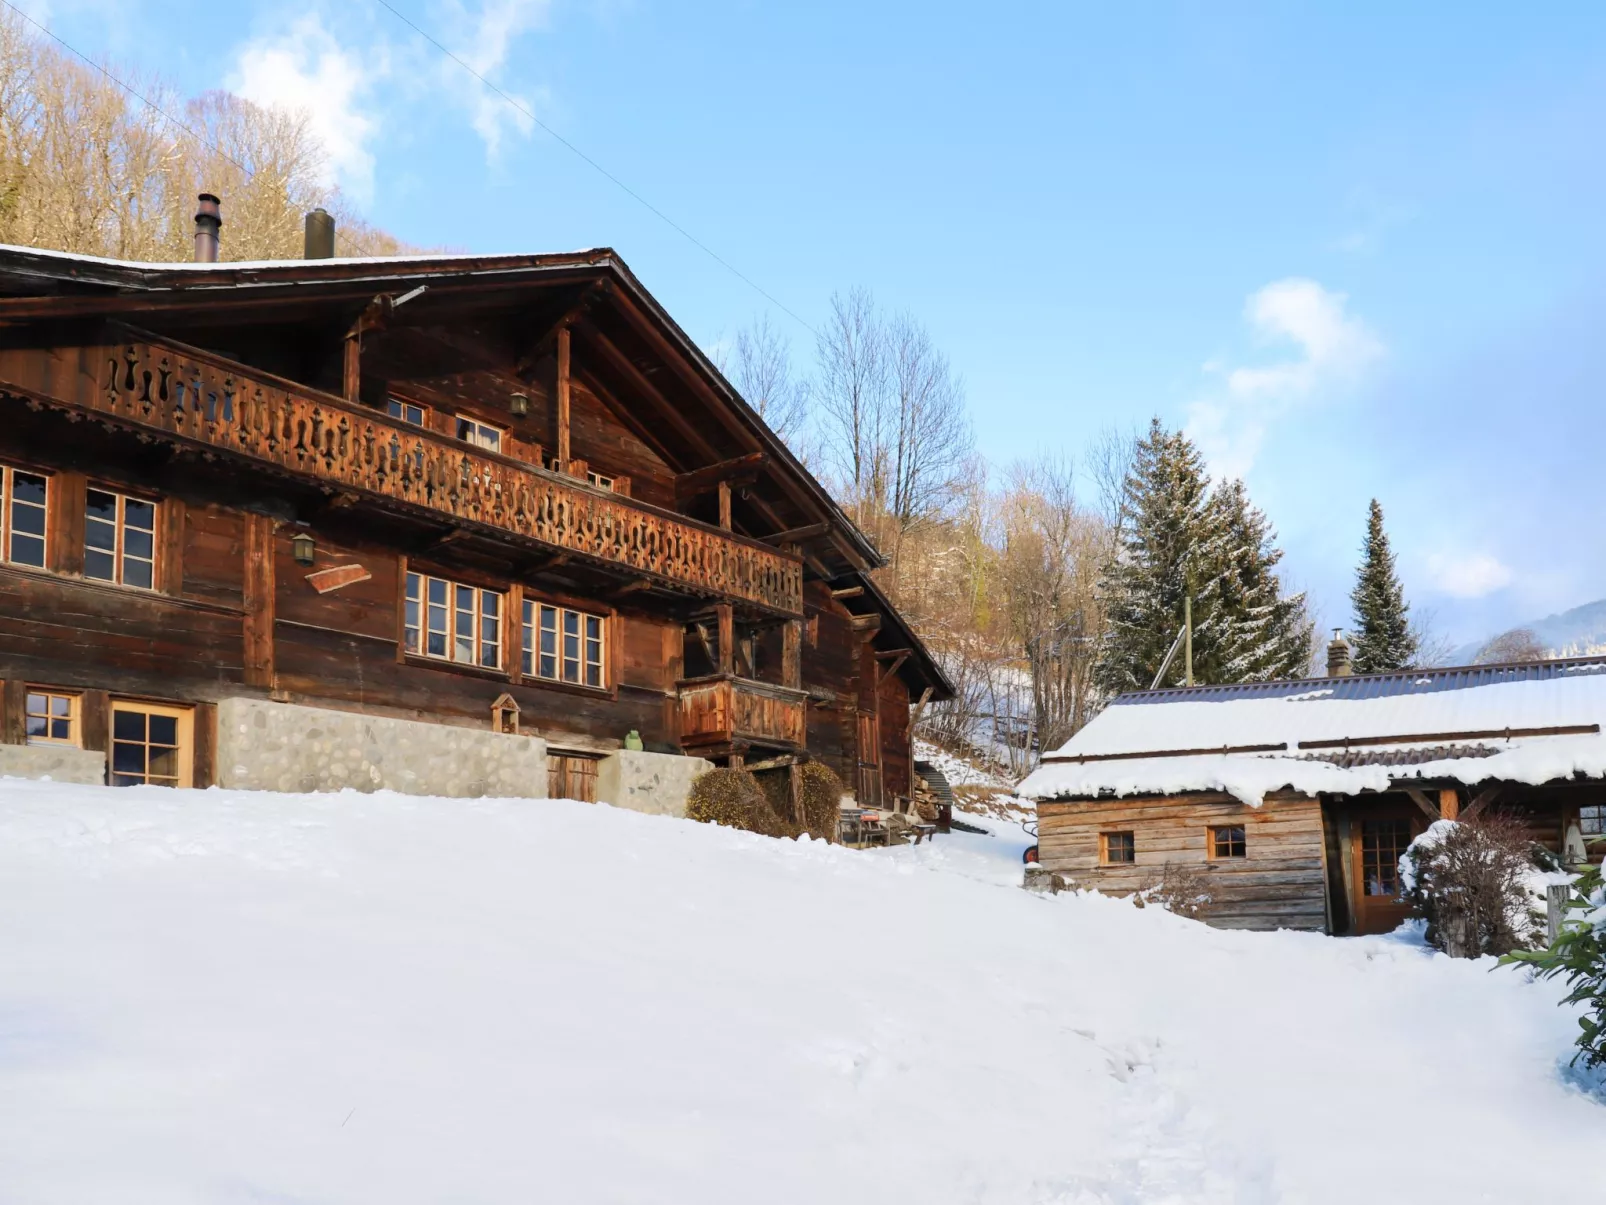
0, 779, 1599, 1203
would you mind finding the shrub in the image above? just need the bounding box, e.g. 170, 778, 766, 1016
685, 767, 788, 837
1133, 860, 1213, 921
1505, 866, 1606, 1068
797, 761, 845, 842
1400, 814, 1563, 957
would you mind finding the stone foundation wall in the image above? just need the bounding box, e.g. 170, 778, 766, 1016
0, 744, 107, 785
596, 749, 712, 818
217, 698, 548, 799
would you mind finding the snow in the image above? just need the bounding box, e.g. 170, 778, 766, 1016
914, 738, 1013, 790
0, 778, 1600, 1203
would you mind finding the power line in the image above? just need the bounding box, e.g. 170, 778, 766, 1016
0, 0, 378, 259
368, 0, 817, 337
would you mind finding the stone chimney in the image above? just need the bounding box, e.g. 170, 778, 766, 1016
193, 193, 221, 263
304, 208, 336, 259
1327, 629, 1353, 678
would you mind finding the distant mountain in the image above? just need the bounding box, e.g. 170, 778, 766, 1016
1451, 597, 1606, 664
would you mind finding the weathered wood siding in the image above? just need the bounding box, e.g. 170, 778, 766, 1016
1036, 792, 1330, 932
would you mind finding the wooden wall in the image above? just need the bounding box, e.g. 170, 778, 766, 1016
799, 580, 860, 792
1036, 792, 1330, 932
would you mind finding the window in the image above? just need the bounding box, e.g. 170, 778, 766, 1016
1209, 824, 1247, 859
2, 466, 47, 568
1100, 831, 1135, 865
85, 488, 156, 588
25, 689, 77, 746
1360, 819, 1414, 898
587, 471, 615, 492
455, 415, 504, 453
522, 600, 605, 688
109, 701, 193, 788
386, 398, 427, 427
404, 571, 502, 668
1581, 805, 1605, 837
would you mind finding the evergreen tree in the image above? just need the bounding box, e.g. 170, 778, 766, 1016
1349, 498, 1417, 673
1096, 420, 1313, 694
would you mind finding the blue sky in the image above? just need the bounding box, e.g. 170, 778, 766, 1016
31, 0, 1606, 648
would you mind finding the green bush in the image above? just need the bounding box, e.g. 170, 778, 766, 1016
1504, 865, 1606, 1068
686, 767, 788, 837
797, 761, 845, 842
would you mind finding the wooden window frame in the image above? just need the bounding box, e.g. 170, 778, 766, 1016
1, 464, 49, 570
521, 598, 608, 690
386, 396, 429, 427
1208, 824, 1247, 860
1579, 804, 1604, 838
454, 414, 506, 453
108, 699, 194, 789
24, 687, 79, 747
586, 470, 615, 492
1099, 830, 1136, 866
403, 568, 503, 670
84, 486, 158, 589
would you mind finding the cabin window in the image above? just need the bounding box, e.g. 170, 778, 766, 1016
455, 415, 504, 453
109, 701, 193, 788
1360, 819, 1414, 897
25, 689, 78, 746
387, 398, 427, 427
587, 471, 615, 492
1581, 805, 1604, 837
84, 488, 156, 588
1209, 824, 1247, 859
522, 600, 606, 688
1, 466, 48, 568
1100, 831, 1135, 865
404, 571, 502, 669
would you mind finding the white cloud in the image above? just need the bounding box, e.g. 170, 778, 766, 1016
230, 14, 384, 200
1187, 278, 1383, 480
1427, 551, 1514, 599
439, 0, 553, 157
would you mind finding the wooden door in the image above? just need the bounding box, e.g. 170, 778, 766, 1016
855, 709, 882, 808
1351, 814, 1417, 935
548, 754, 598, 803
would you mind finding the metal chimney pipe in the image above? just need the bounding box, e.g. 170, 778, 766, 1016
193, 193, 222, 263
304, 208, 336, 259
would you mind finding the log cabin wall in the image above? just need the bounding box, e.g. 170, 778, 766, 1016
1035, 792, 1330, 932
877, 670, 912, 800
800, 580, 860, 792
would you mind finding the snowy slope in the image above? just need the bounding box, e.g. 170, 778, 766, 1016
0, 779, 1599, 1204
1453, 596, 1606, 663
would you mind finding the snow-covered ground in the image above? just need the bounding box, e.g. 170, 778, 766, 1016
0, 779, 1599, 1204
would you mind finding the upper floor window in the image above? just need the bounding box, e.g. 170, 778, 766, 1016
587, 471, 615, 492
522, 600, 605, 688
404, 571, 502, 669
1, 465, 47, 568
25, 689, 77, 746
387, 398, 428, 427
455, 415, 504, 453
85, 488, 156, 589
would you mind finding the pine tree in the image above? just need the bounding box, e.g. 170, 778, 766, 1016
1210, 480, 1313, 682
1349, 498, 1418, 673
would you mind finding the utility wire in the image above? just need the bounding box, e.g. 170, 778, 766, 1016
369, 0, 818, 337
0, 0, 378, 260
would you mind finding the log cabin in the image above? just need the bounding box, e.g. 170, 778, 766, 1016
0, 202, 951, 818
1017, 647, 1606, 933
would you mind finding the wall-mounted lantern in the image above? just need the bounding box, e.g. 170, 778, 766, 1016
510, 391, 530, 418
290, 530, 317, 566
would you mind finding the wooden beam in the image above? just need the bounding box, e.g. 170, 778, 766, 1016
830, 585, 864, 599
514, 281, 612, 376
876, 652, 910, 686
744, 753, 803, 773
675, 453, 767, 503
1462, 784, 1502, 822
1438, 787, 1460, 822
716, 603, 734, 675
555, 326, 572, 473
243, 514, 276, 688
1403, 788, 1440, 822
614, 577, 653, 597
717, 479, 732, 531
782, 619, 802, 690
761, 523, 832, 546
851, 613, 881, 636
342, 335, 361, 402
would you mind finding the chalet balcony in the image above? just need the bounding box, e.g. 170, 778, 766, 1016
0, 329, 803, 616
677, 673, 808, 752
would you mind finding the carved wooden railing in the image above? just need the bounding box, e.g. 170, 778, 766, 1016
2, 331, 803, 614
678, 673, 808, 750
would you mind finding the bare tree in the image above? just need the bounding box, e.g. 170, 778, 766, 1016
1475, 628, 1549, 665
815, 287, 888, 515
885, 311, 971, 530
723, 312, 812, 455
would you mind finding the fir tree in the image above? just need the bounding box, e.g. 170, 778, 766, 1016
1349, 498, 1417, 673
1210, 480, 1313, 682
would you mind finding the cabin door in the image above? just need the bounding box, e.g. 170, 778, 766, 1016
1350, 813, 1418, 935
855, 709, 883, 808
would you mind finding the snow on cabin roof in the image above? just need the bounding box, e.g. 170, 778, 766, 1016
1016, 655, 1606, 807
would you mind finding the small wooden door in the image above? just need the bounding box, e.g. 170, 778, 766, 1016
548, 754, 598, 803
1351, 814, 1418, 934
855, 709, 882, 808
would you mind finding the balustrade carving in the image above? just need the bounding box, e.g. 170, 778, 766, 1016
64, 335, 802, 613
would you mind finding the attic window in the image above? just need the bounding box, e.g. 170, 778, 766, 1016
1100, 831, 1135, 865
387, 398, 427, 427
455, 415, 504, 453
587, 471, 615, 492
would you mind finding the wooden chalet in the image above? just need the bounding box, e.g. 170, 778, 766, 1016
1018, 654, 1606, 933
0, 203, 951, 815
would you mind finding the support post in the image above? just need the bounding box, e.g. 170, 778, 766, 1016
243, 514, 276, 688
1184, 593, 1193, 687
1438, 787, 1460, 822
716, 603, 734, 675
343, 334, 361, 401
782, 619, 802, 690
717, 479, 732, 530
556, 326, 572, 473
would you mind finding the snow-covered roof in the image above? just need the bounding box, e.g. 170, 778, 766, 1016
1017, 657, 1606, 807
